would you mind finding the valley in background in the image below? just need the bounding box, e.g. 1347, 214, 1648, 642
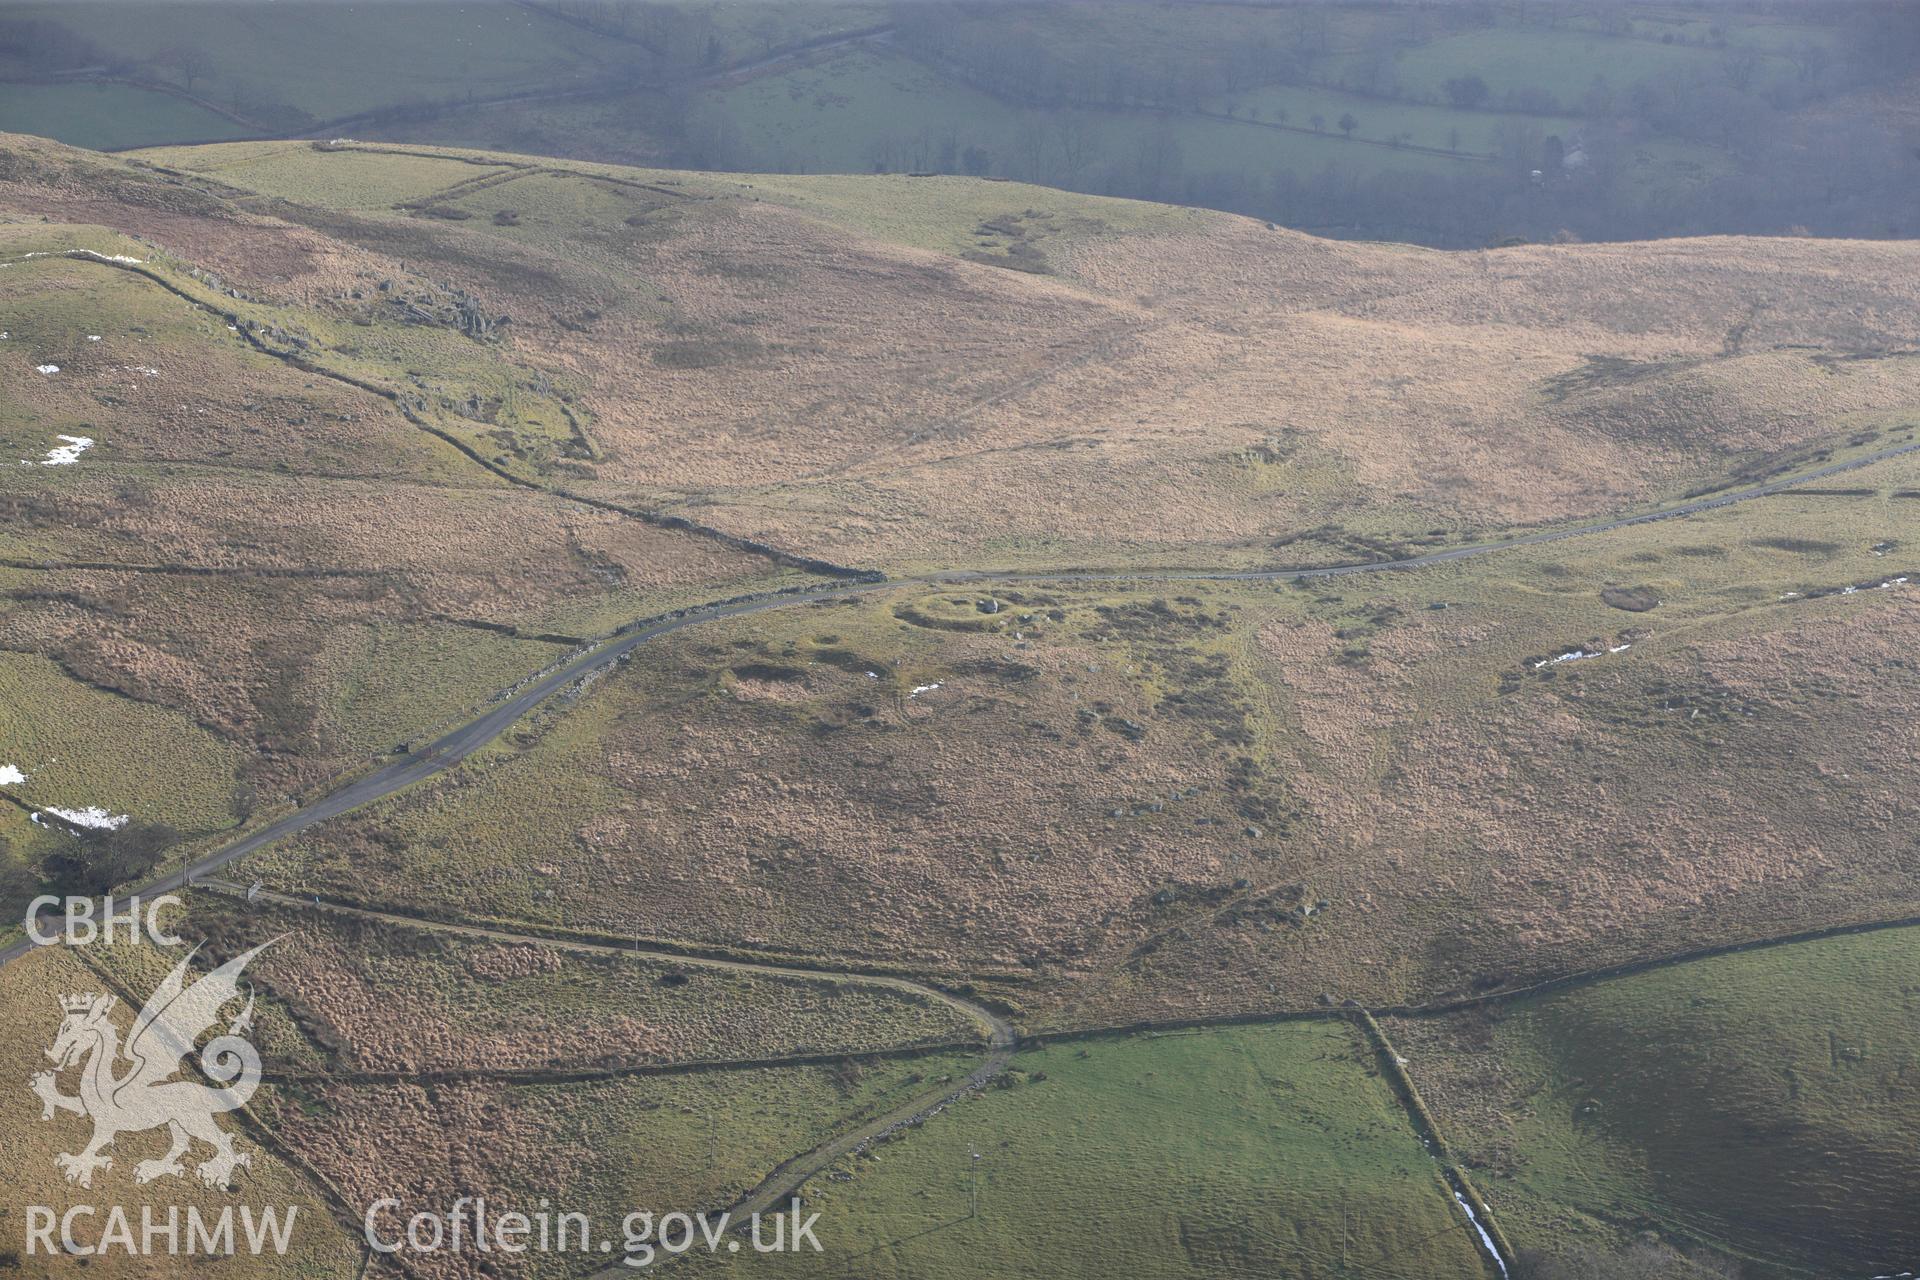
2, 8, 1919, 1277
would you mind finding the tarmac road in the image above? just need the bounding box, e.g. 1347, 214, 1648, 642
7, 428, 1918, 970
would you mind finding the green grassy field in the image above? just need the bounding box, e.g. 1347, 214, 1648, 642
1212, 82, 1566, 156
0, 0, 884, 143
1329, 25, 1818, 105
1393, 927, 1920, 1275
167, 142, 518, 207
133, 136, 1206, 268
694, 1021, 1489, 1279
0, 648, 249, 857
0, 81, 250, 150
703, 46, 1471, 184
2, 0, 619, 122
0, 0, 1883, 258
278, 1048, 984, 1280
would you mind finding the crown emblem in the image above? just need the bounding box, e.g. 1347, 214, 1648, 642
59, 993, 98, 1013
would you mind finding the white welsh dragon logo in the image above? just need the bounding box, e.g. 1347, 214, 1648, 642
29, 941, 275, 1189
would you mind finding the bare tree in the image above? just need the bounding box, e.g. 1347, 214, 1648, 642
1721, 51, 1760, 92
1015, 117, 1050, 181
156, 44, 214, 94
1130, 128, 1184, 198
1054, 116, 1099, 183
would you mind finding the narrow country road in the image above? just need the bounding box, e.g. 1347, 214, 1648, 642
7, 425, 1918, 972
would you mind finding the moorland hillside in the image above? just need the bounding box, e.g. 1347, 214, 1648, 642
50, 134, 1920, 575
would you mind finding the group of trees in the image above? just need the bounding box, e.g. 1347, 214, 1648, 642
0, 820, 178, 922
0, 16, 105, 78
40, 822, 177, 897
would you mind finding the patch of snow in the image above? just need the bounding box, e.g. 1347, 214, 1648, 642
87, 334, 101, 342
1534, 638, 1635, 669
909, 682, 942, 697
30, 435, 93, 466
865, 671, 879, 679
0, 765, 24, 786
1451, 1191, 1508, 1279
40, 805, 130, 831
128, 365, 158, 377
34, 364, 59, 375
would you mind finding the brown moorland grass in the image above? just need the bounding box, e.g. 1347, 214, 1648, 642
109, 138, 1920, 572
89, 895, 982, 1077
5, 129, 1920, 1280
11, 130, 1920, 1022
238, 449, 1920, 1025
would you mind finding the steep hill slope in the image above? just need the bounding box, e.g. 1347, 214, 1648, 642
102, 137, 1920, 574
